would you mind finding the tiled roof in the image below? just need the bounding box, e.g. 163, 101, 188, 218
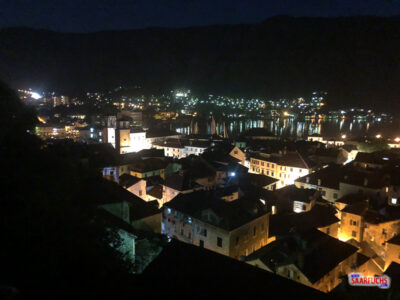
251, 151, 312, 169
119, 174, 142, 188
245, 229, 358, 284
164, 190, 269, 231
269, 203, 339, 237
147, 184, 163, 199
142, 240, 322, 298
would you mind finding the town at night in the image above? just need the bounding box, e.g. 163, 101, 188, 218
1, 1, 400, 299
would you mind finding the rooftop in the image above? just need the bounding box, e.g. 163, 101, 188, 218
119, 174, 142, 188
147, 184, 163, 200
245, 229, 358, 284
269, 203, 339, 237
276, 185, 318, 204
354, 151, 400, 166
141, 240, 322, 298
165, 190, 269, 231
386, 234, 400, 246
295, 164, 342, 189
252, 151, 313, 169
129, 158, 167, 173
146, 128, 181, 138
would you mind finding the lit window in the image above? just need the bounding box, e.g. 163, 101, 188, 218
90, 128, 94, 133
167, 208, 171, 214
392, 198, 398, 205
188, 217, 192, 224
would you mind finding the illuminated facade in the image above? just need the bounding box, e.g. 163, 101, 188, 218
250, 151, 311, 189
163, 191, 270, 259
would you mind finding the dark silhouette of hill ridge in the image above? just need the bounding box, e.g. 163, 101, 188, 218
1, 15, 399, 110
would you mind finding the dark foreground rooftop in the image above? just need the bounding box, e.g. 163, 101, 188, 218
140, 239, 324, 299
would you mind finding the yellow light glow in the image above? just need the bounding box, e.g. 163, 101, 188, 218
341, 134, 346, 139
283, 111, 289, 116
395, 137, 400, 143
376, 134, 382, 139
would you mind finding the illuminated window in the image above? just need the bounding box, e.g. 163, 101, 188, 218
392, 198, 398, 205
167, 208, 171, 214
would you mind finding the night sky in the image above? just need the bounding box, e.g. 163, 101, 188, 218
0, 0, 399, 32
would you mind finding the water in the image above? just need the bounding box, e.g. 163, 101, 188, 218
175, 118, 400, 139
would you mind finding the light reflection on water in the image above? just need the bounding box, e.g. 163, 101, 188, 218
175, 118, 399, 138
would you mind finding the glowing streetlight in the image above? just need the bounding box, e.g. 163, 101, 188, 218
376, 134, 382, 139
395, 137, 400, 143
341, 134, 347, 139
31, 92, 41, 99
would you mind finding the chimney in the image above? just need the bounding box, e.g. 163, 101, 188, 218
364, 178, 368, 186
317, 179, 321, 186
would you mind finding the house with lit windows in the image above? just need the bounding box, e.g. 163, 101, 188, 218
245, 229, 358, 293
249, 151, 313, 189
162, 190, 270, 259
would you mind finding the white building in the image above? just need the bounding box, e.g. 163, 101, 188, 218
249, 151, 313, 189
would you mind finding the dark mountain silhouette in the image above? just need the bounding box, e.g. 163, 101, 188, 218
1, 15, 400, 109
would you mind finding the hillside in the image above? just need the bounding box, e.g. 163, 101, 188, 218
1, 15, 400, 109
